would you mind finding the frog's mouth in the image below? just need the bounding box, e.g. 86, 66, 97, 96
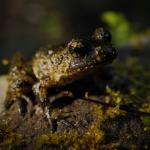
99, 46, 117, 65
85, 45, 117, 66
68, 45, 117, 78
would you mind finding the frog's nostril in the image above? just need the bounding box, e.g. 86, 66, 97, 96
103, 47, 117, 60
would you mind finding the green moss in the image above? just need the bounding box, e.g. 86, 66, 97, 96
0, 126, 25, 150
101, 11, 134, 46
36, 134, 52, 150
36, 125, 104, 150
106, 86, 123, 105
111, 56, 150, 113
100, 143, 120, 149
36, 105, 105, 150
141, 116, 150, 126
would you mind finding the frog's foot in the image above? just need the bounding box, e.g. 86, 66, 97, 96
44, 106, 74, 132
44, 106, 54, 131
48, 91, 73, 103
32, 100, 52, 131
46, 91, 73, 131
16, 95, 33, 116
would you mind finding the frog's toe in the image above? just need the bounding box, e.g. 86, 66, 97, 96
15, 95, 34, 116
44, 106, 58, 132
16, 99, 28, 116
48, 91, 73, 104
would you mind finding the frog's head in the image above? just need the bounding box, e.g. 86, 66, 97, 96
67, 27, 117, 75
91, 27, 117, 64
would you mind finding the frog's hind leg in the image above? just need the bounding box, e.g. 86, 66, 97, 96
15, 97, 28, 115
5, 52, 35, 115
5, 95, 34, 116
20, 95, 34, 115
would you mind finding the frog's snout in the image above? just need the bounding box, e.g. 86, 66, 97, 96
94, 46, 117, 63
102, 46, 117, 62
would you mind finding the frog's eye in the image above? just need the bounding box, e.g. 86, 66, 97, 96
68, 40, 87, 57
92, 28, 112, 42
74, 47, 88, 57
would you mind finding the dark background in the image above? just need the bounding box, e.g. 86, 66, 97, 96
0, 0, 149, 73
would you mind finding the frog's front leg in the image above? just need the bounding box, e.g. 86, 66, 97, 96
45, 91, 74, 131
33, 82, 74, 131
33, 82, 55, 130
5, 52, 36, 115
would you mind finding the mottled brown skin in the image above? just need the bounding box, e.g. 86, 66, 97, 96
5, 27, 117, 118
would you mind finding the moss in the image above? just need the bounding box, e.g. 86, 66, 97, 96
114, 57, 150, 97
111, 56, 150, 114
101, 11, 135, 46
105, 86, 124, 105
36, 134, 51, 149
0, 126, 25, 150
36, 124, 104, 150
35, 104, 104, 150
91, 104, 103, 122
100, 143, 120, 149
140, 102, 150, 113
104, 106, 125, 119
141, 116, 150, 126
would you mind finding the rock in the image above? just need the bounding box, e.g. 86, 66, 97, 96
0, 75, 9, 113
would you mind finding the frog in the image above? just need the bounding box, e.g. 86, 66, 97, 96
4, 27, 117, 127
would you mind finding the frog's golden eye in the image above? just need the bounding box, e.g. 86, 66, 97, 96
68, 39, 87, 57
73, 46, 88, 57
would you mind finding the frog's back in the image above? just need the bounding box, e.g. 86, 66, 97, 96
32, 28, 117, 88
32, 47, 74, 87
